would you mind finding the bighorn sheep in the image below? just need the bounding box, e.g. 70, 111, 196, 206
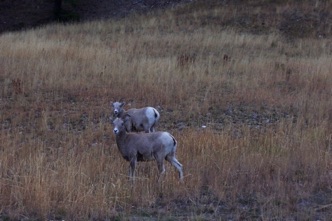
112, 117, 184, 182
111, 101, 160, 133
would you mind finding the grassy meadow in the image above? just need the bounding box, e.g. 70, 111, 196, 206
0, 1, 332, 220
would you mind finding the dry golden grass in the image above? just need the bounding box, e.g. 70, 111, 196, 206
0, 1, 331, 220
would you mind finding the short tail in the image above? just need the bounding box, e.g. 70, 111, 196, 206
151, 108, 160, 130
171, 134, 177, 147
153, 108, 160, 121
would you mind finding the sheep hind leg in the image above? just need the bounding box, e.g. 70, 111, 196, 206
150, 123, 156, 132
166, 155, 184, 182
156, 160, 165, 182
144, 125, 150, 133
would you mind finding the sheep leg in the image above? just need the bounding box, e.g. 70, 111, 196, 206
166, 155, 184, 181
129, 158, 137, 181
149, 123, 156, 132
150, 126, 155, 133
143, 125, 150, 133
156, 160, 165, 182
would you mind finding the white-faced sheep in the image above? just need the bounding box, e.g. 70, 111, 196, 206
111, 101, 160, 133
112, 117, 184, 182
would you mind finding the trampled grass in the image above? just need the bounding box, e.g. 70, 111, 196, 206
0, 1, 331, 220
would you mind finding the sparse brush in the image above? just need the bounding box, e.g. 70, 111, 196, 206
0, 1, 331, 220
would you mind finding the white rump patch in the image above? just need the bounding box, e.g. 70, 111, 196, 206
145, 107, 157, 125
158, 132, 174, 151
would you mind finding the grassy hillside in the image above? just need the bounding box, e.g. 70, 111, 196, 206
0, 1, 331, 220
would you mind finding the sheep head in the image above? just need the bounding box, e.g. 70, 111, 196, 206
112, 101, 126, 117
112, 118, 125, 135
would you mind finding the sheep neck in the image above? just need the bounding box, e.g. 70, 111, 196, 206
115, 130, 130, 154
117, 109, 126, 118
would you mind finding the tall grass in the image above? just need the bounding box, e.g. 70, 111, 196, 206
0, 1, 331, 220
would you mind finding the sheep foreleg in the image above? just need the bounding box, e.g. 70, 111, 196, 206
129, 158, 137, 182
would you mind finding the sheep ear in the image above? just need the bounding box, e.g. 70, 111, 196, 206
120, 102, 126, 107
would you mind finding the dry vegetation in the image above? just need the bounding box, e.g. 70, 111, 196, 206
0, 1, 332, 220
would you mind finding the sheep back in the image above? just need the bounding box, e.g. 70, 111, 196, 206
126, 107, 160, 132
116, 132, 176, 162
